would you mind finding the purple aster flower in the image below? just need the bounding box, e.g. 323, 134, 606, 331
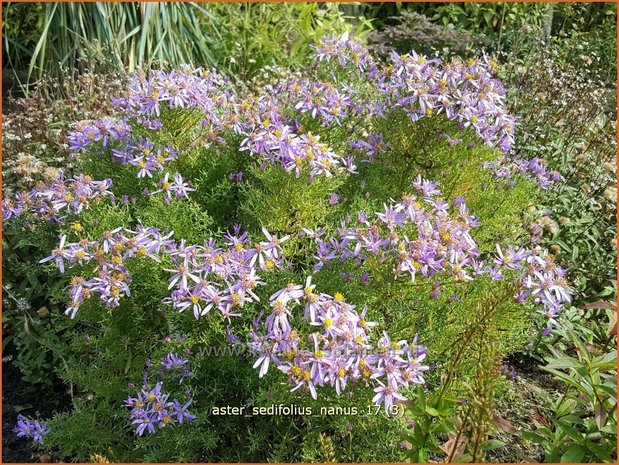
161, 353, 188, 371
329, 192, 340, 206
14, 415, 50, 445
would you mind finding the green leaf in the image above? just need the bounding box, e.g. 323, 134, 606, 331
591, 350, 617, 370
561, 445, 587, 463
584, 440, 613, 462
546, 356, 586, 370
555, 420, 584, 443
522, 431, 549, 445
481, 439, 505, 451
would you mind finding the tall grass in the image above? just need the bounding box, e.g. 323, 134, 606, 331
4, 2, 220, 84
2, 2, 372, 93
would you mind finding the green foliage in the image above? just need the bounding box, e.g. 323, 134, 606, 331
238, 165, 344, 238
2, 2, 371, 90
366, 12, 489, 59
427, 2, 550, 37
523, 331, 617, 463
137, 197, 216, 244
401, 290, 519, 462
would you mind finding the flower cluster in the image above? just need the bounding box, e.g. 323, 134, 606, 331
67, 117, 132, 157
491, 245, 571, 331
67, 118, 182, 179
164, 226, 288, 321
2, 174, 113, 223
65, 68, 232, 185
282, 79, 357, 126
239, 123, 355, 180
483, 156, 563, 189
380, 51, 516, 152
250, 280, 429, 411
64, 36, 522, 192
68, 68, 354, 181
40, 226, 175, 317
307, 175, 571, 328
349, 133, 392, 163
309, 176, 480, 284
14, 415, 50, 445
111, 67, 230, 120
40, 225, 287, 320
124, 381, 195, 436
312, 35, 377, 74
307, 36, 516, 153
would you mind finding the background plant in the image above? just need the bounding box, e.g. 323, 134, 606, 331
2, 2, 371, 91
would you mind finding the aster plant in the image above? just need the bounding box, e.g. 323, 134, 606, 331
3, 36, 570, 462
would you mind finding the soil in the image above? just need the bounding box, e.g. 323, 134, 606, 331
486, 353, 564, 463
2, 339, 71, 463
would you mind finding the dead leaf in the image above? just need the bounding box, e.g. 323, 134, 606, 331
581, 300, 615, 310
440, 434, 468, 460
531, 406, 549, 428
492, 414, 521, 436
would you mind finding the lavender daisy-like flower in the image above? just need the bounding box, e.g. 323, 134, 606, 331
14, 415, 50, 445
39, 234, 69, 272
161, 353, 188, 371
372, 382, 407, 413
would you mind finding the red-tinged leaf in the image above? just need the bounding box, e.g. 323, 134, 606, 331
608, 321, 616, 337
532, 406, 549, 428
492, 414, 521, 436
581, 300, 615, 310
594, 403, 608, 429
439, 434, 468, 459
